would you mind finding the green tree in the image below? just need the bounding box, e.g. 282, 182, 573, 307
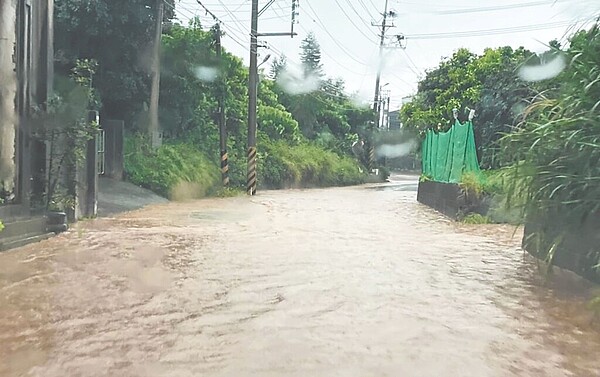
159, 22, 304, 185
54, 0, 176, 125
400, 46, 540, 168
300, 32, 324, 78
502, 23, 600, 274
274, 34, 371, 145
270, 54, 288, 79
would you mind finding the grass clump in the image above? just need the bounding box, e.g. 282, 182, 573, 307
258, 140, 366, 189
459, 171, 484, 197
461, 213, 492, 224
214, 187, 245, 198
124, 135, 220, 199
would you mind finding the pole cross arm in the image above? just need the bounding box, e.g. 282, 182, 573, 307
257, 32, 298, 37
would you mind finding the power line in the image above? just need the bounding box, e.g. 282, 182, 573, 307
176, 1, 411, 108
271, 1, 289, 20
332, 0, 379, 42
214, 0, 253, 38
221, 24, 252, 51
173, 0, 251, 52
356, 0, 378, 20
196, 0, 221, 22
388, 71, 418, 88
343, 0, 379, 36
215, 14, 293, 22
179, 0, 412, 95
295, 23, 376, 75
165, 0, 202, 21
430, 0, 569, 14
265, 45, 375, 102
404, 20, 581, 39
395, 0, 573, 13
365, 0, 380, 10
258, 4, 376, 79
302, 1, 372, 65
402, 49, 422, 77
230, 0, 251, 13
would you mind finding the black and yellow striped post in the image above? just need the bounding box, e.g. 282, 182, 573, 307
247, 146, 257, 195
221, 150, 229, 187
368, 144, 376, 172
215, 23, 229, 188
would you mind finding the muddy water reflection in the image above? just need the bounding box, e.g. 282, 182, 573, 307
1, 176, 599, 376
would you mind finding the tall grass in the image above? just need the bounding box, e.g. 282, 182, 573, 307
501, 24, 600, 269
124, 135, 366, 197
124, 135, 220, 199
258, 140, 366, 189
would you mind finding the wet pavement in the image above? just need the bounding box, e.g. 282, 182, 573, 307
1, 174, 599, 377
97, 177, 168, 217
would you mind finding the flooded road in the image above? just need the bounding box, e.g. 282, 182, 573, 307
1, 174, 599, 376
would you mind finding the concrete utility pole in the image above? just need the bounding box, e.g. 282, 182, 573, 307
214, 23, 229, 187
195, 1, 229, 186
368, 0, 395, 170
385, 96, 391, 129
247, 0, 298, 195
247, 0, 259, 195
149, 0, 164, 148
372, 0, 393, 118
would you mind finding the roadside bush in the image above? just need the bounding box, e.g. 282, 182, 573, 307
461, 213, 492, 224
125, 135, 364, 197
500, 25, 600, 271
459, 171, 485, 198
258, 139, 366, 189
124, 135, 220, 199
458, 169, 525, 224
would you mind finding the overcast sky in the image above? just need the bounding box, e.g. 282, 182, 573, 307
175, 0, 599, 110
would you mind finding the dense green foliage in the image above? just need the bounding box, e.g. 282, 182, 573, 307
54, 1, 370, 198
259, 139, 365, 189
400, 46, 540, 168
273, 34, 374, 146
124, 135, 220, 199
54, 0, 176, 124
502, 24, 600, 253
80, 15, 366, 197
407, 22, 600, 275
300, 32, 324, 77
32, 60, 99, 212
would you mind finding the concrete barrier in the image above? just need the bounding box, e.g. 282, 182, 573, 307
523, 208, 600, 284
417, 180, 487, 219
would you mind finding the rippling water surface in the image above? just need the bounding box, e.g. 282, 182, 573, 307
1, 175, 599, 376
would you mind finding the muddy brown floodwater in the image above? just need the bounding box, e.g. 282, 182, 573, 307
1, 174, 599, 377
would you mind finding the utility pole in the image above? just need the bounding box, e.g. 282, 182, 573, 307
215, 23, 229, 187
247, 0, 298, 195
247, 0, 259, 195
386, 96, 391, 129
369, 0, 394, 171
372, 0, 393, 117
195, 1, 229, 186
149, 0, 164, 149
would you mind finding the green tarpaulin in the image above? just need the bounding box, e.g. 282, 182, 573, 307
421, 120, 480, 183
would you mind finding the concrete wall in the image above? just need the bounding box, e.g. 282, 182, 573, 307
0, 0, 18, 194
0, 0, 53, 210
417, 180, 487, 219
523, 209, 600, 284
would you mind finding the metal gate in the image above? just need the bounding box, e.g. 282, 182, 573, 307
97, 129, 105, 175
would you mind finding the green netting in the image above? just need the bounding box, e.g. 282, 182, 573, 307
421, 120, 481, 183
